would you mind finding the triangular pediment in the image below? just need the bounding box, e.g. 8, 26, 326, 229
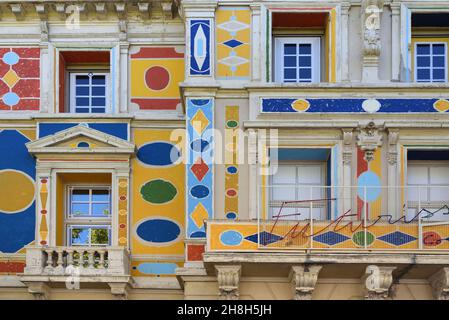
26, 124, 135, 155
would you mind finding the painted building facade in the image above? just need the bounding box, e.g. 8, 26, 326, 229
1, 0, 449, 300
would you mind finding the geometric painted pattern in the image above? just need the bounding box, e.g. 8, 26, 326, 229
38, 177, 49, 246
377, 231, 417, 246
313, 231, 350, 246
189, 20, 211, 75
216, 7, 250, 79
130, 47, 184, 110
245, 231, 283, 246
186, 98, 213, 238
0, 48, 40, 110
118, 178, 129, 247
225, 106, 239, 220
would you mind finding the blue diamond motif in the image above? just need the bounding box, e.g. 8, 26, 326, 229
223, 39, 243, 48
245, 231, 283, 246
313, 231, 350, 246
377, 231, 417, 246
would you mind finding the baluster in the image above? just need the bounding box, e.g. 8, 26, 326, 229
66, 250, 74, 268
88, 250, 95, 268
98, 250, 105, 268
46, 250, 54, 268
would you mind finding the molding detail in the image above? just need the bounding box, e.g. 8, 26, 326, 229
215, 265, 241, 300
387, 129, 399, 165
429, 267, 449, 300
289, 265, 322, 300
342, 129, 353, 165
362, 265, 396, 300
357, 121, 383, 162
361, 0, 383, 81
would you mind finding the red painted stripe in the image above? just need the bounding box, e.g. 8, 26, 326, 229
131, 47, 184, 59
131, 98, 180, 110
0, 261, 25, 274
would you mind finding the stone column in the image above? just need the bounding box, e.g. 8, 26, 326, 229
248, 129, 258, 220
340, 2, 351, 81
215, 265, 241, 300
118, 42, 129, 113
390, 3, 401, 81
387, 129, 399, 217
429, 267, 449, 300
362, 265, 396, 300
289, 265, 322, 300
342, 129, 354, 215
250, 3, 261, 81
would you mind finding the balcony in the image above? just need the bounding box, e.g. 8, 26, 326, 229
19, 246, 131, 299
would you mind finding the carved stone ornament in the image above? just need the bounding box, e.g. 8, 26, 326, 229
387, 129, 399, 165
215, 265, 241, 300
429, 267, 449, 300
289, 265, 322, 300
357, 122, 383, 162
342, 129, 354, 165
362, 0, 383, 57
362, 265, 396, 300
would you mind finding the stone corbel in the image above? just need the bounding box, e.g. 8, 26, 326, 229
356, 121, 383, 162
95, 3, 107, 20
39, 20, 49, 42
23, 281, 50, 300
118, 20, 128, 41
35, 4, 47, 21
161, 2, 175, 19
429, 267, 449, 300
115, 3, 127, 20
10, 3, 24, 21
387, 129, 399, 165
108, 282, 130, 300
137, 2, 151, 20
362, 265, 396, 300
342, 129, 354, 165
215, 265, 241, 300
54, 3, 66, 19
289, 265, 322, 300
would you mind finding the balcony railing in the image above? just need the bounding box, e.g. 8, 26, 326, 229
23, 246, 130, 276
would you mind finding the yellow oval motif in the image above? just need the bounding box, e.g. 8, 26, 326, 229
291, 99, 310, 112
119, 209, 127, 216
434, 99, 449, 113
0, 169, 35, 213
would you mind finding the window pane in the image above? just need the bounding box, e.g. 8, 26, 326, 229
92, 75, 106, 85
71, 228, 89, 245
298, 56, 311, 67
90, 228, 109, 245
76, 76, 89, 85
91, 108, 106, 113
272, 166, 296, 184
75, 108, 89, 113
284, 44, 296, 54
91, 86, 105, 96
433, 44, 445, 55
284, 56, 296, 67
71, 203, 89, 216
298, 44, 311, 54
417, 56, 430, 67
76, 97, 89, 106
72, 189, 89, 202
407, 166, 428, 185
92, 203, 110, 217
433, 69, 445, 80
433, 56, 445, 68
417, 44, 430, 55
92, 189, 110, 202
284, 68, 296, 80
299, 68, 312, 79
92, 97, 106, 107
76, 86, 89, 96
417, 69, 430, 80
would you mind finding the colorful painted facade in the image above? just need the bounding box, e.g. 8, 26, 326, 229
1, 0, 449, 301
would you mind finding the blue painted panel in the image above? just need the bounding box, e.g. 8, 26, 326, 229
136, 262, 178, 275
272, 148, 330, 161
38, 123, 129, 140
136, 218, 181, 244
190, 20, 211, 75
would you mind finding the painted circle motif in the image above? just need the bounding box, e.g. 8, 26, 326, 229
423, 231, 442, 246
140, 179, 177, 204
362, 99, 381, 113
357, 171, 381, 202
145, 66, 170, 91
190, 185, 210, 199
226, 188, 237, 198
135, 218, 181, 245
226, 166, 238, 174
226, 212, 237, 220
433, 99, 449, 113
352, 231, 375, 247
226, 120, 238, 128
190, 231, 206, 238
291, 99, 310, 112
190, 139, 209, 153
0, 169, 35, 214
2, 52, 19, 65
137, 142, 181, 167
2, 92, 20, 107
220, 230, 243, 246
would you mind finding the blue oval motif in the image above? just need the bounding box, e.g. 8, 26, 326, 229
226, 166, 238, 174
137, 142, 180, 166
190, 185, 210, 199
190, 139, 209, 152
357, 171, 382, 202
191, 99, 210, 106
190, 231, 206, 238
136, 218, 181, 244
3, 52, 19, 65
226, 212, 237, 220
2, 92, 20, 106
137, 263, 178, 275
220, 230, 243, 246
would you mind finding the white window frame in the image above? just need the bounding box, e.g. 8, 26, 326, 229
69, 72, 111, 114
414, 42, 448, 83
67, 225, 112, 247
269, 161, 326, 220
65, 185, 112, 246
274, 37, 321, 83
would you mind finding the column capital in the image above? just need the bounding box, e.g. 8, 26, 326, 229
362, 265, 396, 300
215, 265, 241, 300
390, 2, 401, 15
289, 265, 322, 300
429, 267, 449, 300
340, 2, 351, 15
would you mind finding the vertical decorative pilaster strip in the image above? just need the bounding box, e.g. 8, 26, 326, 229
186, 98, 214, 238
225, 106, 239, 220
189, 19, 211, 76
118, 178, 129, 247
38, 177, 49, 246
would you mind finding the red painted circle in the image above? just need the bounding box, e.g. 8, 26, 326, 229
145, 66, 170, 91
423, 231, 442, 246
226, 189, 237, 197
120, 223, 126, 229
40, 240, 47, 245
41, 210, 47, 214
41, 179, 47, 183
120, 195, 127, 201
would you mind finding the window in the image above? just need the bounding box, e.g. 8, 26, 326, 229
66, 186, 111, 246
69, 72, 110, 113
407, 162, 449, 221
414, 43, 447, 82
275, 37, 321, 83
269, 163, 326, 220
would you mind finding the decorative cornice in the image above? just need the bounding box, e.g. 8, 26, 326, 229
356, 121, 383, 162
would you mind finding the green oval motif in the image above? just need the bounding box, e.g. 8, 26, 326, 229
226, 120, 238, 128
140, 179, 177, 204
352, 231, 375, 247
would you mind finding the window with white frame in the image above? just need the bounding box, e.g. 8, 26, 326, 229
414, 43, 447, 82
274, 37, 321, 83
70, 72, 110, 113
269, 163, 326, 220
407, 162, 449, 221
66, 186, 112, 246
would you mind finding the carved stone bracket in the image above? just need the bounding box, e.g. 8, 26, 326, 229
342, 129, 354, 165
215, 265, 241, 300
23, 281, 50, 300
357, 121, 383, 162
108, 282, 130, 300
289, 265, 322, 300
387, 129, 399, 165
429, 267, 449, 300
362, 265, 396, 300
